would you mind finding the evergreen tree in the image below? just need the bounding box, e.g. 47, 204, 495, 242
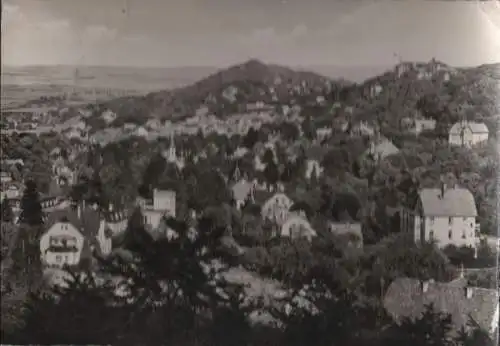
263, 161, 280, 188
242, 128, 259, 149
18, 180, 43, 227
1, 197, 14, 223
301, 114, 316, 140
86, 170, 108, 210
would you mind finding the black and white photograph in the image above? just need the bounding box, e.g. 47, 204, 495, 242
1, 0, 499, 345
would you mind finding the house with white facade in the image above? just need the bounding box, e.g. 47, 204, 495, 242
364, 136, 400, 161
407, 118, 437, 135
137, 189, 176, 231
280, 212, 317, 241
0, 171, 13, 184
449, 121, 489, 148
261, 191, 293, 226
2, 183, 21, 199
40, 204, 112, 269
400, 184, 479, 250
305, 159, 323, 180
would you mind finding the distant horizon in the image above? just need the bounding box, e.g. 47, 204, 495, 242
3, 59, 499, 70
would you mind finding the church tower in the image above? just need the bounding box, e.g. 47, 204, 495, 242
167, 132, 177, 163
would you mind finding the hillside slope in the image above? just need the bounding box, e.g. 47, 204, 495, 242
101, 59, 347, 122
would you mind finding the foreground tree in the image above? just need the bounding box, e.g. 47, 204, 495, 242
1, 197, 14, 223
18, 180, 43, 227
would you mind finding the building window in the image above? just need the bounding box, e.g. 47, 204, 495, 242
448, 217, 453, 225
55, 255, 62, 263
430, 217, 435, 224
448, 230, 452, 239
462, 230, 466, 239
429, 230, 434, 240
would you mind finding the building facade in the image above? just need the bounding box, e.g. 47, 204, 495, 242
400, 185, 479, 250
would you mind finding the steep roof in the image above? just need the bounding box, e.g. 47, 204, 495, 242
384, 277, 498, 334
45, 206, 102, 240
449, 121, 489, 135
418, 187, 477, 217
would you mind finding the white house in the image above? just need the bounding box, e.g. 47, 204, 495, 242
40, 205, 112, 269
449, 121, 489, 148
137, 189, 176, 231
305, 160, 323, 180
413, 118, 437, 135
365, 136, 400, 161
400, 184, 479, 250
280, 212, 317, 241
261, 192, 293, 226
0, 171, 12, 184
3, 184, 21, 199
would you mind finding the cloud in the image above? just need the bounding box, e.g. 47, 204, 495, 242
243, 24, 309, 46
83, 24, 118, 43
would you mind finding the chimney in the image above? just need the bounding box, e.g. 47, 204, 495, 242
465, 287, 473, 299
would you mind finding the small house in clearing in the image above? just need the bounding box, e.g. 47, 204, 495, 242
448, 121, 489, 148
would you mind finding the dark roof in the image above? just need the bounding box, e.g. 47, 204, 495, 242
45, 205, 102, 240
384, 277, 498, 334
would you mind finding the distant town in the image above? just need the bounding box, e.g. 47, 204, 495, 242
1, 58, 499, 346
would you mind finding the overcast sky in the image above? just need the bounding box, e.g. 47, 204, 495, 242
2, 0, 500, 67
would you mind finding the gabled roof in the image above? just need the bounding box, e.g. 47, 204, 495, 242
418, 187, 477, 217
449, 121, 489, 135
384, 277, 498, 334
45, 206, 101, 240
